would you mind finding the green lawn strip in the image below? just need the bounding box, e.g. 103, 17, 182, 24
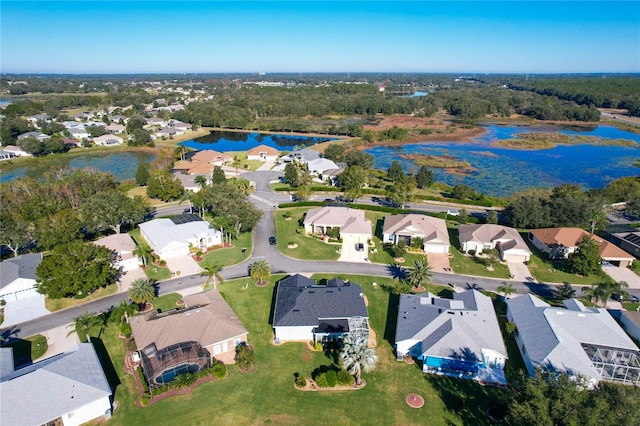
129, 228, 172, 281
521, 234, 605, 285
274, 208, 340, 260
95, 273, 507, 425
446, 226, 510, 279
45, 284, 118, 312
148, 293, 182, 313
622, 302, 640, 311
225, 151, 264, 172
4, 334, 48, 365
200, 231, 252, 267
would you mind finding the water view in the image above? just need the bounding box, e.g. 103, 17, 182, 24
179, 130, 337, 151
366, 124, 640, 197
0, 151, 156, 183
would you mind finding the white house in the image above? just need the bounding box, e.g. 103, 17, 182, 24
68, 127, 91, 140
507, 294, 640, 387
306, 158, 339, 175
247, 144, 278, 161
382, 214, 450, 253
93, 233, 141, 272
2, 145, 32, 157
395, 290, 508, 385
303, 206, 371, 246
458, 224, 531, 263
105, 123, 126, 134
0, 150, 18, 161
139, 214, 222, 259
0, 343, 113, 426
273, 275, 369, 343
92, 134, 124, 146
17, 131, 49, 142
0, 253, 43, 302
620, 311, 640, 342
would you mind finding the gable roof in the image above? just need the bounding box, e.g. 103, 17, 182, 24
383, 214, 449, 243
304, 207, 370, 234
93, 234, 137, 260
139, 217, 219, 253
247, 144, 278, 156
0, 253, 43, 289
459, 224, 530, 253
273, 275, 368, 327
530, 227, 633, 260
396, 290, 507, 361
507, 294, 639, 381
0, 343, 112, 426
129, 290, 248, 351
307, 158, 338, 173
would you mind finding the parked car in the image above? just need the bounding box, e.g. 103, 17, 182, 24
323, 198, 334, 203
446, 209, 460, 216
355, 243, 365, 252
269, 236, 277, 245
629, 295, 639, 303
611, 293, 624, 302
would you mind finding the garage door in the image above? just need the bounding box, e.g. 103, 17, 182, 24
425, 244, 449, 254
503, 254, 528, 263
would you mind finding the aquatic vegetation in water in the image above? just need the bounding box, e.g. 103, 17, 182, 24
494, 132, 638, 150
399, 153, 477, 175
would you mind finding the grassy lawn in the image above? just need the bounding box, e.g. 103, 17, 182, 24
3, 334, 48, 366
226, 151, 265, 172
523, 239, 605, 285
366, 211, 426, 266
274, 208, 340, 261
446, 227, 511, 279
622, 301, 640, 311
129, 228, 172, 281
91, 273, 507, 425
45, 284, 118, 312
200, 232, 252, 267
148, 292, 183, 313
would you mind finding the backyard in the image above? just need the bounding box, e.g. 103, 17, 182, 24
87, 273, 509, 426
274, 208, 341, 260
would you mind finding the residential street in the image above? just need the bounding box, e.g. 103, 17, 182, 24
2, 171, 638, 340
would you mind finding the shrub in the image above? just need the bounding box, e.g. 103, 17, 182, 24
315, 372, 329, 387
140, 393, 149, 406
159, 260, 167, 267
326, 370, 337, 387
468, 249, 476, 256
314, 342, 323, 351
235, 343, 254, 371
137, 366, 149, 393
120, 323, 132, 338
391, 244, 406, 258
337, 369, 354, 386
127, 338, 138, 352
410, 236, 424, 249
211, 362, 227, 379
295, 375, 307, 388
172, 372, 197, 389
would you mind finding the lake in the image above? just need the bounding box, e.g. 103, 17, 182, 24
179, 130, 337, 151
365, 124, 640, 197
0, 151, 156, 183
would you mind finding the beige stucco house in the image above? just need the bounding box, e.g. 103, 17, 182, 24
382, 214, 450, 253
458, 224, 531, 263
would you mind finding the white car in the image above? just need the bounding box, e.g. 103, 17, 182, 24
446, 209, 459, 216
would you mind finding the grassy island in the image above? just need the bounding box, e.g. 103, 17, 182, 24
399, 153, 477, 175
494, 132, 638, 150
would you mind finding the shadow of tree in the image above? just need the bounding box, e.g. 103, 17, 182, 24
386, 263, 408, 280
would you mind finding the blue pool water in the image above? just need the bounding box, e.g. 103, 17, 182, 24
180, 130, 337, 152
155, 363, 200, 384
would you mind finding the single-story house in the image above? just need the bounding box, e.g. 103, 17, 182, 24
0, 343, 113, 426
382, 214, 450, 253
307, 158, 339, 175
620, 311, 640, 342
458, 224, 531, 263
395, 290, 507, 385
106, 123, 125, 134
168, 120, 190, 131
2, 145, 32, 157
507, 294, 640, 387
27, 113, 50, 126
272, 275, 369, 343
173, 149, 233, 175
130, 290, 248, 388
145, 117, 168, 128
62, 137, 83, 148
139, 214, 222, 259
174, 172, 208, 192
612, 231, 640, 259
247, 144, 278, 161
156, 127, 185, 137
0, 149, 18, 161
0, 253, 43, 303
17, 131, 49, 141
303, 206, 371, 245
68, 127, 91, 140
320, 167, 344, 186
92, 134, 124, 146
62, 120, 84, 129
529, 227, 634, 267
93, 233, 141, 272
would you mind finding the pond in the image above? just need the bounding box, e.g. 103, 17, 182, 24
179, 130, 337, 152
0, 151, 156, 183
365, 124, 640, 197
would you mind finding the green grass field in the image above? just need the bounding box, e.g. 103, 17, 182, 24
200, 231, 253, 267
274, 208, 340, 260
89, 273, 509, 426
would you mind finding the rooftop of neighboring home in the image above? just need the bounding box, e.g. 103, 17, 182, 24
129, 290, 248, 351
304, 206, 371, 234
383, 214, 449, 241
139, 214, 218, 251
93, 233, 137, 260
530, 227, 633, 259
92, 134, 123, 144
459, 224, 530, 252
247, 144, 278, 155
17, 131, 48, 139
273, 275, 369, 327
0, 253, 43, 290
395, 290, 507, 362
0, 343, 112, 426
507, 294, 640, 385
613, 231, 640, 249
307, 158, 339, 173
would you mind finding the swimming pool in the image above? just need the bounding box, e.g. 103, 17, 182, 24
155, 363, 201, 384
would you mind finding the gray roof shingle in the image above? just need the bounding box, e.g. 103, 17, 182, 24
0, 253, 43, 289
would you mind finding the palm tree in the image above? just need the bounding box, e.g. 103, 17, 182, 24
407, 258, 433, 290
596, 280, 629, 308
340, 334, 378, 386
582, 285, 602, 305
133, 244, 153, 268
201, 263, 224, 289
250, 260, 271, 285
497, 282, 515, 299
67, 311, 105, 343
232, 156, 242, 177
109, 299, 137, 325
128, 278, 156, 309
194, 175, 207, 189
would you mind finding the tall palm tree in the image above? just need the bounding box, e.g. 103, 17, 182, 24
596, 280, 629, 308
133, 244, 153, 268
194, 175, 207, 189
497, 282, 515, 299
250, 260, 271, 285
128, 278, 156, 309
582, 285, 603, 305
201, 263, 224, 289
340, 334, 378, 386
109, 299, 137, 325
407, 258, 433, 290
67, 311, 105, 343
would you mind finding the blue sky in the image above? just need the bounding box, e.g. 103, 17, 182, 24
1, 1, 639, 74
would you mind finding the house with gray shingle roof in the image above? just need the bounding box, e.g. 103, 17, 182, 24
383, 214, 450, 253
272, 275, 369, 343
507, 294, 640, 387
395, 290, 507, 385
0, 343, 112, 426
0, 253, 43, 302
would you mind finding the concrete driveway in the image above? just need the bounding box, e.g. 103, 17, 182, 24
164, 255, 203, 278
38, 323, 80, 360
2, 294, 50, 327
338, 241, 368, 263
427, 253, 452, 273
603, 264, 640, 289
117, 268, 147, 292
507, 262, 533, 282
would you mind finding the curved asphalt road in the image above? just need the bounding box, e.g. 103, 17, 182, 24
3, 171, 635, 339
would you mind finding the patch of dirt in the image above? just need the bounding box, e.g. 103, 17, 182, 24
296, 378, 366, 392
